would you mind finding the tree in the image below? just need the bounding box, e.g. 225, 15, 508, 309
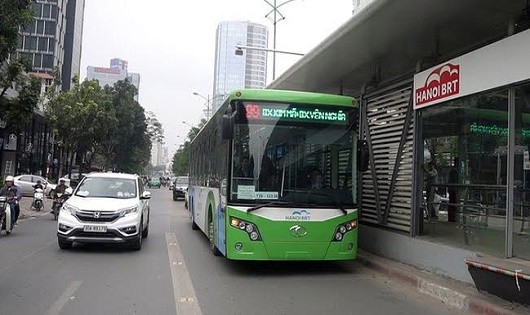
145, 111, 164, 143
45, 79, 115, 176
98, 80, 155, 173
171, 119, 207, 175
0, 0, 34, 64
0, 1, 40, 134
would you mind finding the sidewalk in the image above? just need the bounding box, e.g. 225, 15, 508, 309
17, 196, 53, 220
358, 249, 529, 314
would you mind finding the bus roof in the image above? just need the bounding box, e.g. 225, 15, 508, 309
228, 89, 357, 108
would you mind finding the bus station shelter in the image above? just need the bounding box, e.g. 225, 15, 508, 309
270, 0, 530, 304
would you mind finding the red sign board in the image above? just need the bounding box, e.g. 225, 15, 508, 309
415, 63, 460, 107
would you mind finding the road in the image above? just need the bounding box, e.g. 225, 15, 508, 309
0, 188, 461, 315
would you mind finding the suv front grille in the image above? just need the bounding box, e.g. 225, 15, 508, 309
75, 210, 121, 222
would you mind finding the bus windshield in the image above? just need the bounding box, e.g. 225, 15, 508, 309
230, 102, 356, 208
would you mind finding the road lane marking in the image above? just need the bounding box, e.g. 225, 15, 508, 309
45, 280, 82, 315
165, 233, 202, 315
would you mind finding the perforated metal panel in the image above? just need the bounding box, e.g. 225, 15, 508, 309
361, 86, 414, 232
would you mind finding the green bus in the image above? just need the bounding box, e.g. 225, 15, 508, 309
188, 89, 361, 260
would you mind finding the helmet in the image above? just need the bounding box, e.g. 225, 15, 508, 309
37, 180, 42, 184
5, 176, 14, 182
59, 178, 65, 183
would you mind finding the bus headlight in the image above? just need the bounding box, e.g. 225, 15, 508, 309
332, 219, 357, 242
250, 231, 259, 241
230, 216, 261, 241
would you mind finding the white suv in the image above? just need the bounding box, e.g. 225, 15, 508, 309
57, 173, 150, 250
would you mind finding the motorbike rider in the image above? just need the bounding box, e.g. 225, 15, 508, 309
52, 179, 68, 212
32, 180, 45, 209
0, 176, 22, 225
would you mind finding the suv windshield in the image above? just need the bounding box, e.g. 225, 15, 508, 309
75, 177, 137, 199
230, 101, 357, 208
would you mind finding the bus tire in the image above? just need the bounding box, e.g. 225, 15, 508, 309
191, 216, 199, 230
208, 211, 222, 256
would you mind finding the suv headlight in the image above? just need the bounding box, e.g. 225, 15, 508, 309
62, 204, 78, 216
120, 206, 139, 217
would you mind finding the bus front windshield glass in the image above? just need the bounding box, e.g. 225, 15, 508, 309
230, 102, 357, 208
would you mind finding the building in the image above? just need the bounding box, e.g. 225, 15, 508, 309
212, 21, 269, 114
270, 0, 530, 304
150, 141, 165, 167
3, 0, 85, 178
62, 0, 85, 91
87, 59, 141, 101
16, 0, 68, 89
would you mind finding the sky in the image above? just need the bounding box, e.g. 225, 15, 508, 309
80, 0, 353, 158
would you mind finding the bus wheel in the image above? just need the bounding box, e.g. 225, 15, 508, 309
191, 214, 199, 230
208, 212, 222, 256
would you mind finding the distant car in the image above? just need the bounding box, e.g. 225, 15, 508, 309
148, 178, 161, 189
172, 176, 189, 201
13, 174, 54, 197
57, 172, 151, 250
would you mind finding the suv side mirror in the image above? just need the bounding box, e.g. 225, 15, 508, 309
358, 139, 369, 172
141, 191, 151, 199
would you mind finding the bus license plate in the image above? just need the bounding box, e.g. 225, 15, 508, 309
83, 225, 107, 232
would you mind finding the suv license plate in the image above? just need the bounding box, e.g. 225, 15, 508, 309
83, 225, 107, 232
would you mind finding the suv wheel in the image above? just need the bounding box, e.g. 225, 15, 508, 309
131, 221, 143, 250
142, 219, 149, 238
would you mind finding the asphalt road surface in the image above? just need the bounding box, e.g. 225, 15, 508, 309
0, 188, 461, 315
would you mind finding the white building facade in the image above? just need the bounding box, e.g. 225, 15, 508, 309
87, 58, 140, 101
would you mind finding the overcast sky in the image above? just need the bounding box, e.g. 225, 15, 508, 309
80, 0, 353, 156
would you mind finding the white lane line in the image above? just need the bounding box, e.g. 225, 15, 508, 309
45, 280, 83, 315
165, 233, 202, 315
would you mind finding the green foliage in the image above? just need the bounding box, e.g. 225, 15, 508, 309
45, 79, 114, 154
0, 0, 34, 63
0, 58, 41, 132
172, 119, 207, 175
46, 79, 160, 175
98, 80, 154, 173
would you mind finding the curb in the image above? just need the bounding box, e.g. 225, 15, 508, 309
357, 251, 522, 314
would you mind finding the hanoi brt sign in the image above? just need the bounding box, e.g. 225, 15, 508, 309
413, 28, 530, 110
415, 63, 460, 107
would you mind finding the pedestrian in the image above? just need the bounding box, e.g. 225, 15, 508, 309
0, 176, 22, 225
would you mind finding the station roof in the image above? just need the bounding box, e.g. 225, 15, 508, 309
269, 0, 529, 96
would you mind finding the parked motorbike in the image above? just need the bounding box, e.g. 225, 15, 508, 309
0, 196, 13, 235
33, 187, 44, 211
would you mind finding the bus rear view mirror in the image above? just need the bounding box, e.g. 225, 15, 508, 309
222, 107, 234, 140
358, 140, 369, 172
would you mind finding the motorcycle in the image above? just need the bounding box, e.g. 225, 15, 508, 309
52, 188, 72, 221
0, 196, 13, 235
33, 187, 44, 211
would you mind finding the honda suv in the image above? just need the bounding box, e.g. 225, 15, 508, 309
57, 172, 150, 250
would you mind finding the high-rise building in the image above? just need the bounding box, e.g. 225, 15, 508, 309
62, 0, 86, 91
87, 59, 141, 101
212, 21, 268, 113
16, 0, 69, 88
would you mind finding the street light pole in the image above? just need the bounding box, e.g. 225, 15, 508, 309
193, 92, 212, 119
263, 0, 298, 80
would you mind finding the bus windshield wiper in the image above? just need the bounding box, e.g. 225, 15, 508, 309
309, 190, 348, 215
247, 201, 294, 212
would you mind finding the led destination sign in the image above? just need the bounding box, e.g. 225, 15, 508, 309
244, 103, 349, 125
